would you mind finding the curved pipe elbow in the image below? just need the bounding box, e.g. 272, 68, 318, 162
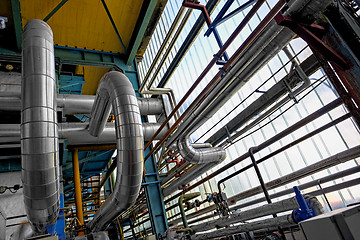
87, 71, 143, 232
177, 136, 226, 164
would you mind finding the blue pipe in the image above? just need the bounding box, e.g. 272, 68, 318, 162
205, 0, 258, 36
205, 0, 235, 37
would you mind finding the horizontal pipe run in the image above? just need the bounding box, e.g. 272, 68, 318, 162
143, 0, 274, 157
167, 145, 358, 226
192, 214, 295, 240
191, 197, 299, 233
207, 50, 314, 146
0, 95, 164, 116
217, 113, 352, 192
168, 165, 360, 226
231, 165, 360, 211
164, 98, 343, 204
227, 145, 360, 205
0, 122, 168, 144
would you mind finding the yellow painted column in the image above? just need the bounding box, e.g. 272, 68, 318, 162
73, 149, 85, 235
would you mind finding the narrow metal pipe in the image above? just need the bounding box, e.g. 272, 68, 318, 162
249, 147, 285, 240
172, 172, 360, 227
143, 0, 275, 156
21, 19, 60, 233
249, 148, 273, 205
227, 145, 360, 206
164, 98, 343, 204
178, 193, 200, 229
192, 214, 295, 240
72, 149, 84, 235
145, 9, 193, 91
190, 197, 299, 233
217, 113, 352, 192
99, 158, 117, 190
230, 165, 360, 211
139, 6, 187, 92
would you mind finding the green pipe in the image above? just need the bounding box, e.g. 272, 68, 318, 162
178, 192, 200, 228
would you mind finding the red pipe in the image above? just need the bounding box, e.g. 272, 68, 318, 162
144, 0, 285, 164
143, 0, 270, 154
183, 1, 212, 26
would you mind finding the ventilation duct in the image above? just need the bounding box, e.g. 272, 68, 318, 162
21, 19, 59, 233
87, 71, 143, 231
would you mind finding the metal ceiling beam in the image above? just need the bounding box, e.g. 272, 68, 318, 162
126, 0, 158, 66
101, 0, 127, 54
156, 0, 221, 88
10, 0, 22, 51
62, 150, 113, 171
43, 0, 70, 22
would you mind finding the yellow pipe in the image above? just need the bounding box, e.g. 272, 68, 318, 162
73, 149, 85, 235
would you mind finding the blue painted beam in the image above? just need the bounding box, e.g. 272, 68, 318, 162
43, 0, 70, 22
10, 0, 22, 51
101, 0, 127, 54
126, 0, 158, 65
143, 146, 168, 237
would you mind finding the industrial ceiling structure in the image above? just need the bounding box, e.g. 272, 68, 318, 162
0, 0, 360, 239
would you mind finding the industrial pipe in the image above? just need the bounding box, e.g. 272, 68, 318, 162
0, 94, 164, 116
143, 0, 279, 157
178, 193, 200, 229
191, 214, 295, 240
169, 165, 360, 226
164, 98, 343, 202
207, 46, 312, 147
0, 122, 168, 144
227, 145, 360, 205
170, 144, 360, 226
190, 197, 299, 233
87, 71, 143, 232
72, 149, 84, 235
21, 19, 60, 233
217, 113, 352, 193
177, 135, 226, 164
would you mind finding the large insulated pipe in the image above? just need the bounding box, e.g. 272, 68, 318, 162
21, 19, 59, 232
57, 95, 164, 115
177, 135, 225, 164
87, 71, 143, 231
0, 122, 168, 144
0, 94, 164, 116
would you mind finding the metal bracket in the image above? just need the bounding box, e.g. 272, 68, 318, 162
0, 17, 8, 29
275, 12, 350, 70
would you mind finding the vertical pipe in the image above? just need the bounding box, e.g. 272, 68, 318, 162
248, 148, 272, 204
72, 149, 84, 235
21, 19, 59, 233
249, 148, 286, 239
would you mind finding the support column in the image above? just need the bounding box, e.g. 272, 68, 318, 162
73, 149, 84, 235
